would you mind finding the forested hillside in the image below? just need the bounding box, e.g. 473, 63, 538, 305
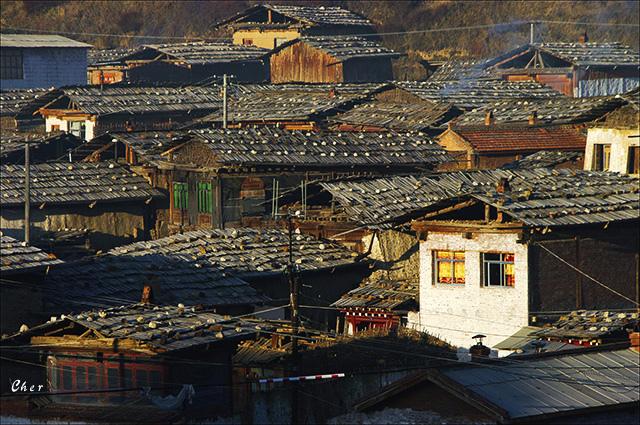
2, 0, 638, 79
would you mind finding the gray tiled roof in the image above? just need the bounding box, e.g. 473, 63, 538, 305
321, 169, 640, 227
0, 89, 51, 117
0, 34, 91, 49
87, 47, 138, 66
263, 4, 372, 27
536, 42, 640, 66
330, 100, 458, 131
534, 310, 639, 341
43, 85, 223, 116
109, 228, 361, 277
457, 96, 627, 126
297, 36, 401, 61
396, 80, 563, 110
0, 161, 162, 207
331, 279, 418, 311
501, 150, 583, 170
0, 132, 83, 163
183, 127, 450, 169
203, 82, 388, 122
144, 41, 270, 65
1, 234, 63, 274
428, 59, 495, 82
440, 349, 639, 420
25, 303, 265, 353
43, 253, 268, 310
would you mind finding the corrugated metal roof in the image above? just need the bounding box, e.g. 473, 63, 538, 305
440, 349, 640, 420
0, 34, 92, 49
1, 234, 63, 274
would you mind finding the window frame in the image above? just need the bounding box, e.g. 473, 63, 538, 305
433, 250, 465, 285
197, 181, 213, 214
592, 143, 611, 171
173, 182, 188, 211
482, 252, 515, 287
0, 48, 24, 80
627, 146, 639, 175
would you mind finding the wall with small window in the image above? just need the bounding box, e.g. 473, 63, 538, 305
1, 47, 88, 89
418, 231, 529, 349
584, 128, 640, 175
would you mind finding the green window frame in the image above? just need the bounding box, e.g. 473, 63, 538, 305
173, 182, 188, 210
197, 182, 213, 214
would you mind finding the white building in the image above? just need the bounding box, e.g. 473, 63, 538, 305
0, 34, 91, 89
584, 98, 639, 175
408, 170, 639, 350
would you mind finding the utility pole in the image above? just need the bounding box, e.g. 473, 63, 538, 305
530, 21, 535, 44
222, 74, 228, 129
286, 211, 300, 424
24, 141, 31, 245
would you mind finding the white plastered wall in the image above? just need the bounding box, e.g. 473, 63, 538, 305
584, 128, 640, 175
418, 231, 529, 349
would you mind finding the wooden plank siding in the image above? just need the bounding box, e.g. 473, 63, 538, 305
270, 41, 343, 83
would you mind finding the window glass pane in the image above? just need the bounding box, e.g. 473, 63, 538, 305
454, 261, 465, 283
87, 367, 98, 389
124, 369, 133, 388
76, 367, 86, 390
107, 368, 119, 389
62, 366, 73, 390
487, 262, 501, 286
150, 370, 162, 388
137, 369, 148, 387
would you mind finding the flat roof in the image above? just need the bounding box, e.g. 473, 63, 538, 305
1, 34, 92, 49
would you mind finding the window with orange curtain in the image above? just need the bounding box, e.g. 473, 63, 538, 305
434, 251, 465, 284
482, 253, 515, 287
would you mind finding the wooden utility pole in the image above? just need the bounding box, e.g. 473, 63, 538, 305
222, 74, 228, 129
530, 22, 535, 44
24, 141, 31, 244
287, 211, 300, 424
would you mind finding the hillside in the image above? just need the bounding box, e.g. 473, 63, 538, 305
1, 0, 638, 79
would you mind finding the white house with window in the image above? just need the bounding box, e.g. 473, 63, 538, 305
0, 34, 90, 89
416, 231, 529, 349
409, 170, 639, 351
584, 101, 640, 175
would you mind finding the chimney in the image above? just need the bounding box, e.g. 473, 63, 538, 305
328, 87, 337, 98
496, 177, 510, 193
469, 334, 491, 359
141, 285, 153, 304
484, 111, 494, 126
578, 31, 589, 43
528, 111, 538, 126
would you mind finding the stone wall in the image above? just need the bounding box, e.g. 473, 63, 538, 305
363, 229, 420, 282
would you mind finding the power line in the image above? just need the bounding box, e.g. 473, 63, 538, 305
3, 19, 637, 44
535, 243, 639, 306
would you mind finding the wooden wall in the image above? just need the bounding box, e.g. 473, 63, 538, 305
528, 223, 639, 313
270, 42, 343, 83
